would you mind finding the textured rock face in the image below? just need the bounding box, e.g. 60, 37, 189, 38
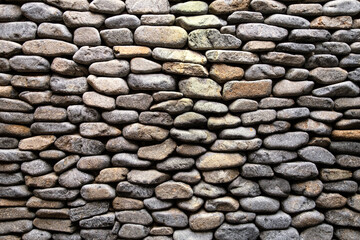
1, 0, 360, 239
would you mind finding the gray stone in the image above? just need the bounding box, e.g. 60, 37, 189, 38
79, 212, 115, 228
67, 105, 100, 124
323, 0, 360, 16
83, 91, 115, 110
50, 75, 87, 94
282, 195, 316, 214
259, 97, 294, 109
102, 110, 138, 125
21, 159, 52, 176
274, 162, 318, 180
105, 14, 140, 29
241, 109, 276, 126
87, 75, 129, 96
255, 211, 291, 230
240, 196, 280, 213
258, 121, 290, 135
55, 135, 105, 155
80, 229, 116, 240
306, 54, 339, 68
249, 149, 297, 165
112, 153, 150, 168
0, 220, 33, 235
170, 128, 216, 144
0, 4, 21, 21
298, 146, 335, 165
37, 23, 72, 42
58, 168, 94, 188
20, 91, 52, 105
285, 68, 309, 80
152, 208, 188, 228
215, 223, 259, 240
0, 137, 18, 149
0, 40, 22, 58
277, 107, 310, 120
106, 137, 138, 153
0, 185, 31, 198
292, 210, 325, 228
118, 224, 150, 239
336, 155, 360, 168
135, 26, 187, 48
126, 0, 169, 14
30, 122, 76, 135
264, 132, 309, 150
22, 229, 52, 240
69, 201, 109, 222
0, 111, 33, 124
265, 14, 310, 28
289, 29, 331, 42
330, 141, 360, 155
206, 50, 259, 64
152, 47, 207, 65
173, 228, 212, 240
179, 77, 221, 100
323, 180, 358, 193
155, 181, 193, 200
90, 0, 125, 14
9, 55, 50, 73
297, 96, 334, 110
315, 42, 351, 55
51, 57, 88, 77
177, 196, 204, 212
260, 227, 299, 240
340, 54, 360, 67
123, 123, 168, 141
193, 181, 226, 198
245, 64, 284, 80
194, 100, 228, 114
188, 29, 241, 50
173, 169, 201, 184
100, 29, 133, 46
335, 228, 360, 240
208, 114, 241, 130
157, 157, 194, 171
0, 22, 37, 42
11, 75, 49, 90
226, 211, 256, 224
116, 93, 153, 111
116, 209, 152, 225
325, 208, 360, 227
116, 181, 154, 198
128, 170, 169, 185
63, 11, 105, 28
130, 58, 161, 74
80, 184, 115, 200
171, 1, 208, 15
73, 46, 113, 65
34, 187, 79, 201
229, 99, 258, 113
23, 39, 78, 57
144, 197, 172, 211
287, 3, 322, 17
73, 27, 100, 46
89, 60, 129, 77
241, 163, 274, 178
250, 0, 286, 14
128, 73, 176, 91
259, 177, 291, 197
227, 10, 264, 24
141, 14, 175, 26
53, 155, 80, 173
237, 23, 287, 41
162, 62, 209, 77
189, 211, 224, 231
332, 29, 360, 43
228, 176, 261, 197
176, 14, 226, 31
313, 81, 360, 97
301, 224, 333, 240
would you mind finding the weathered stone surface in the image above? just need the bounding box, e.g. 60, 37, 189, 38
209, 64, 244, 84
173, 228, 212, 240
313, 81, 360, 97
116, 93, 153, 111
196, 152, 245, 170
260, 228, 300, 240
131, 58, 161, 74
237, 23, 288, 41
0, 22, 37, 42
128, 73, 176, 91
116, 209, 152, 225
264, 132, 309, 150
215, 223, 259, 240
19, 135, 56, 151
0, 220, 33, 235
73, 46, 113, 65
189, 211, 224, 231
189, 29, 241, 50
298, 146, 335, 165
326, 208, 360, 227
137, 138, 176, 161
152, 208, 188, 228
51, 58, 88, 77
34, 106, 67, 121
155, 181, 193, 200
90, 0, 125, 14
81, 184, 115, 201
274, 162, 318, 180
112, 197, 144, 210
241, 109, 276, 126
163, 62, 208, 77
63, 11, 105, 28
206, 50, 259, 64
112, 153, 150, 168
144, 197, 173, 211
100, 29, 133, 46
55, 135, 104, 155
223, 80, 272, 100
116, 181, 154, 199
83, 91, 115, 110
170, 128, 217, 144
123, 123, 168, 142
153, 48, 207, 65
135, 26, 187, 48
34, 187, 78, 201
73, 27, 101, 46
69, 201, 109, 222
250, 0, 286, 14
9, 55, 50, 73
0, 4, 22, 22
23, 39, 77, 57
179, 77, 221, 100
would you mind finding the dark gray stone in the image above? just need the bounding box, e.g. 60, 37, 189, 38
215, 223, 259, 240
274, 162, 318, 180
69, 201, 109, 222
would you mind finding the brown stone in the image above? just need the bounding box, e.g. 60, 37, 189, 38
0, 207, 34, 220
33, 218, 76, 233
95, 167, 128, 183
209, 64, 244, 83
137, 138, 177, 161
222, 80, 272, 100
209, 0, 250, 14
316, 193, 347, 209
310, 16, 352, 29
189, 211, 224, 230
203, 169, 239, 184
26, 196, 64, 209
25, 173, 58, 188
0, 123, 31, 138
320, 168, 352, 182
18, 135, 56, 151
113, 46, 152, 58
332, 130, 360, 141
163, 62, 208, 77
0, 199, 26, 207
123, 123, 169, 142
155, 181, 193, 200
113, 197, 144, 210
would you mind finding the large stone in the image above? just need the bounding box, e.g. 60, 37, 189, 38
58, 168, 94, 188
51, 58, 88, 77
105, 14, 140, 29
188, 29, 241, 50
9, 55, 50, 73
152, 208, 188, 227
89, 60, 129, 77
73, 27, 101, 46
264, 132, 309, 150
223, 80, 272, 100
123, 123, 168, 141
33, 218, 75, 233
274, 162, 318, 180
83, 91, 115, 110
116, 181, 154, 199
128, 170, 169, 185
130, 58, 161, 74
215, 223, 259, 240
312, 81, 360, 97
55, 135, 105, 155
30, 122, 76, 135
179, 77, 221, 100
260, 228, 300, 240
21, 2, 62, 22
134, 26, 187, 48
282, 195, 316, 214
249, 149, 297, 165
196, 152, 245, 170
19, 135, 56, 151
0, 220, 33, 235
100, 29, 133, 46
79, 212, 115, 228
245, 64, 284, 80
331, 141, 360, 155
63, 11, 105, 28
80, 184, 115, 200
189, 211, 224, 231
255, 211, 291, 230
126, 0, 170, 14
325, 208, 360, 227
163, 62, 208, 77
128, 73, 176, 91
237, 23, 287, 41
50, 75, 87, 94
176, 15, 226, 31
241, 109, 276, 126
0, 22, 37, 42
73, 46, 113, 65
112, 153, 150, 168
265, 14, 310, 28
209, 0, 250, 14
116, 209, 152, 225
298, 146, 335, 165
323, 0, 360, 16
292, 210, 325, 228
152, 48, 207, 65
69, 201, 109, 222
206, 50, 259, 64
0, 185, 31, 198
155, 181, 193, 200
23, 39, 77, 57
209, 64, 244, 83
34, 187, 79, 201
90, 0, 125, 14
300, 224, 334, 240
0, 4, 21, 22
173, 228, 212, 240
250, 0, 286, 14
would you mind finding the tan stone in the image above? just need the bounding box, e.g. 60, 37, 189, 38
113, 197, 144, 210
123, 123, 169, 142
0, 123, 31, 138
25, 173, 58, 188
332, 130, 360, 141
196, 152, 246, 170
0, 199, 26, 207
162, 62, 208, 77
134, 26, 188, 48
33, 218, 76, 233
95, 167, 128, 183
203, 169, 239, 184
155, 181, 193, 200
311, 16, 352, 29
320, 168, 352, 182
209, 0, 250, 14
209, 64, 244, 83
137, 138, 177, 161
19, 135, 56, 151
223, 80, 272, 100
316, 193, 347, 208
113, 46, 152, 58
23, 39, 78, 57
0, 86, 17, 98
26, 196, 64, 209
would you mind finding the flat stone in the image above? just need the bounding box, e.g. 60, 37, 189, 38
241, 109, 276, 126
135, 26, 187, 48
310, 111, 343, 123
225, 211, 256, 224
0, 22, 37, 42
326, 208, 360, 227
116, 209, 152, 225
155, 181, 193, 200
105, 14, 139, 29
189, 211, 224, 231
157, 157, 195, 171
210, 139, 262, 152
69, 201, 109, 222
113, 46, 151, 58
209, 0, 250, 14
22, 229, 52, 240
80, 184, 115, 200
237, 23, 288, 41
179, 77, 221, 100
112, 197, 144, 210
321, 168, 352, 182
112, 153, 150, 168
176, 145, 206, 157
255, 211, 291, 230
0, 220, 33, 235
0, 137, 18, 149
118, 224, 149, 239
55, 135, 104, 155
171, 1, 208, 15
242, 40, 275, 52
196, 152, 245, 170
63, 11, 105, 28
264, 132, 309, 150
336, 155, 360, 168
67, 105, 100, 124
37, 23, 72, 42
298, 146, 335, 165
123, 123, 168, 142
265, 14, 310, 29
25, 172, 58, 188
250, 0, 286, 14
258, 121, 290, 135
228, 176, 260, 197
274, 162, 318, 180
313, 81, 360, 97
249, 149, 297, 165
289, 29, 331, 42
116, 93, 153, 111
0, 207, 34, 221
128, 73, 176, 91
152, 47, 207, 65
335, 97, 360, 110
83, 91, 115, 110
330, 141, 360, 155
297, 96, 334, 110
285, 68, 309, 81
174, 112, 207, 128
73, 27, 101, 46
311, 16, 352, 29
152, 208, 188, 228
323, 0, 360, 16
30, 122, 76, 135
90, 0, 125, 14
209, 64, 244, 84
205, 196, 239, 212
188, 29, 241, 51
260, 228, 300, 240
33, 218, 75, 233
335, 229, 360, 240
295, 118, 332, 135
21, 159, 52, 176
287, 3, 323, 16
11, 75, 49, 92
277, 108, 310, 121
203, 169, 239, 184
323, 180, 358, 193
137, 138, 176, 161
173, 228, 212, 240
128, 170, 169, 185
176, 15, 226, 31
58, 168, 93, 188
0, 40, 22, 58
26, 196, 64, 209
126, 0, 169, 14
315, 42, 351, 55
193, 100, 228, 114
259, 177, 290, 198
9, 55, 50, 73
0, 4, 21, 21
79, 212, 115, 228
116, 181, 154, 199
50, 75, 87, 94
163, 62, 208, 77
240, 196, 280, 213
19, 135, 56, 151
244, 64, 284, 80
144, 197, 172, 211
223, 80, 272, 100
282, 195, 316, 214
170, 128, 217, 144
73, 46, 113, 65
193, 181, 226, 198
215, 223, 259, 240
141, 14, 175, 26
241, 163, 274, 178
293, 210, 325, 228
229, 99, 258, 113
100, 29, 133, 46
23, 39, 77, 57
34, 187, 78, 201
206, 50, 259, 64
177, 196, 204, 212
131, 58, 161, 74
300, 224, 333, 240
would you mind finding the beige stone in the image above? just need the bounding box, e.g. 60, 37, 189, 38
19, 135, 56, 150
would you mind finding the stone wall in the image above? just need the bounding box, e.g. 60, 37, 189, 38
1, 0, 360, 239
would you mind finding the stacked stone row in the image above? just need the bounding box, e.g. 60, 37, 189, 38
0, 0, 360, 239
